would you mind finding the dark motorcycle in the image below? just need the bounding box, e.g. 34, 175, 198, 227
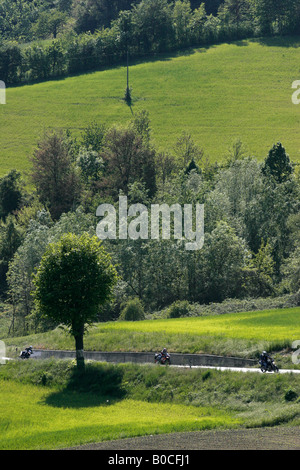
259, 357, 279, 373
154, 352, 171, 365
19, 346, 33, 359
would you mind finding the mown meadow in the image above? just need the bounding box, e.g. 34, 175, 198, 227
1, 37, 300, 177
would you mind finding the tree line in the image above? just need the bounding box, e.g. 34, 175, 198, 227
1, 0, 300, 85
0, 111, 299, 334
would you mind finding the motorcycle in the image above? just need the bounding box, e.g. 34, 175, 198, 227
154, 352, 171, 365
259, 357, 279, 373
19, 346, 33, 359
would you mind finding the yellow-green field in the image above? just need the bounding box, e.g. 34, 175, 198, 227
1, 37, 300, 177
0, 378, 241, 450
101, 307, 300, 343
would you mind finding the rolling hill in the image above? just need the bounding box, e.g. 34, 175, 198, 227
1, 36, 300, 177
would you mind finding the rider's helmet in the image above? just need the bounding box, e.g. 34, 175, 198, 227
162, 348, 167, 354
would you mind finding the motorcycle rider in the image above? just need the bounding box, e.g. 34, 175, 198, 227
260, 350, 271, 369
156, 347, 168, 362
20, 346, 33, 358
161, 347, 168, 359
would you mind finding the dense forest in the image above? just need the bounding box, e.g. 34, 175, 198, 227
0, 112, 299, 333
1, 0, 300, 85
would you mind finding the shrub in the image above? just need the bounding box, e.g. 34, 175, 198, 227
284, 389, 298, 402
167, 300, 191, 318
119, 298, 145, 321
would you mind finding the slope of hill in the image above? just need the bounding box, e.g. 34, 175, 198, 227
1, 37, 300, 177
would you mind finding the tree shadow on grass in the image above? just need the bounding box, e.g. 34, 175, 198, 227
43, 363, 126, 408
254, 35, 300, 48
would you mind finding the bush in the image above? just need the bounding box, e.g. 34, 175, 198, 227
284, 389, 298, 402
167, 300, 191, 318
119, 298, 145, 321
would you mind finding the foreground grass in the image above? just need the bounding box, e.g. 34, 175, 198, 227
0, 361, 241, 450
0, 382, 237, 450
1, 36, 300, 176
1, 359, 300, 450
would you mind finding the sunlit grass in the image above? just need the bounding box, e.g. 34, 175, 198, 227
102, 307, 300, 343
0, 380, 241, 449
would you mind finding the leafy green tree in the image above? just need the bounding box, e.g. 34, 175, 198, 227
167, 299, 190, 318
30, 131, 81, 220
45, 40, 66, 76
24, 44, 51, 81
100, 124, 156, 199
0, 41, 22, 85
281, 243, 300, 294
189, 3, 207, 44
199, 221, 248, 302
174, 131, 204, 169
0, 215, 23, 297
119, 297, 145, 321
73, 0, 140, 34
254, 0, 300, 35
132, 109, 152, 146
0, 170, 24, 220
173, 0, 193, 47
242, 239, 275, 297
6, 210, 52, 333
33, 233, 118, 369
132, 0, 174, 53
81, 121, 106, 153
221, 0, 251, 34
0, 0, 39, 42
76, 147, 104, 184
31, 10, 68, 39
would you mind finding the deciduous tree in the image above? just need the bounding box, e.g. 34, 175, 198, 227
33, 233, 118, 369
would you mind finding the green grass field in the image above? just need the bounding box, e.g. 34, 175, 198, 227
1, 36, 300, 177
0, 380, 240, 450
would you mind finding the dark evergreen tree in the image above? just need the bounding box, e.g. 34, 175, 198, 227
262, 142, 293, 184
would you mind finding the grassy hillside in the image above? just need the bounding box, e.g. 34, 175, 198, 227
4, 307, 300, 361
1, 36, 300, 177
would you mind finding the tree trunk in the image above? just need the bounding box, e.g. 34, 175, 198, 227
74, 327, 85, 371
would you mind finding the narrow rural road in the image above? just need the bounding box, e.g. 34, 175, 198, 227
176, 364, 300, 374
3, 351, 300, 374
